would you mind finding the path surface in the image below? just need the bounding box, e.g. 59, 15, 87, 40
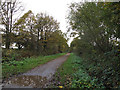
3, 53, 70, 88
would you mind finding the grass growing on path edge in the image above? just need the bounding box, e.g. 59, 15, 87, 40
2, 53, 66, 80
52, 53, 80, 88
52, 53, 104, 88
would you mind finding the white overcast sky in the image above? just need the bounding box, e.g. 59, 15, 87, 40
19, 0, 81, 46
20, 0, 80, 32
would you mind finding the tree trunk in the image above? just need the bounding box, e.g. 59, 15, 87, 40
5, 3, 10, 49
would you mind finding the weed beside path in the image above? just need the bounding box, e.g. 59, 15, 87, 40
2, 53, 66, 80
3, 53, 70, 88
51, 53, 104, 88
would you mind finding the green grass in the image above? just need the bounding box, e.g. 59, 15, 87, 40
2, 53, 66, 79
54, 53, 104, 88
55, 53, 79, 83
53, 53, 80, 87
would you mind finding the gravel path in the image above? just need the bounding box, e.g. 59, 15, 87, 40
3, 53, 70, 88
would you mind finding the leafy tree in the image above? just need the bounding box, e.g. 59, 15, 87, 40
98, 2, 120, 46
13, 11, 68, 55
68, 2, 120, 88
14, 10, 36, 50
35, 13, 59, 54
68, 2, 117, 53
47, 30, 68, 54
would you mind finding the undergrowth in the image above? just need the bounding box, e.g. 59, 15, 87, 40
53, 53, 105, 88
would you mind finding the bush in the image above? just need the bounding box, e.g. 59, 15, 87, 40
55, 53, 120, 88
2, 49, 36, 63
2, 49, 20, 62
80, 50, 120, 88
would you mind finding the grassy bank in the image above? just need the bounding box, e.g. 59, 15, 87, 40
2, 53, 66, 79
53, 53, 104, 88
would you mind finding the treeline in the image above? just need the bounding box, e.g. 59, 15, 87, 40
68, 2, 120, 88
0, 0, 68, 57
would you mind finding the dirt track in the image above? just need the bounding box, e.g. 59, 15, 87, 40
3, 53, 70, 88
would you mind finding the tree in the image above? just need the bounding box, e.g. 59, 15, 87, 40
14, 10, 36, 50
47, 30, 68, 54
68, 2, 120, 88
35, 13, 59, 54
14, 11, 68, 55
0, 0, 23, 49
98, 2, 120, 45
68, 2, 114, 54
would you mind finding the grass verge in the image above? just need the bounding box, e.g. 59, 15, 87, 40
52, 53, 104, 88
2, 53, 66, 79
